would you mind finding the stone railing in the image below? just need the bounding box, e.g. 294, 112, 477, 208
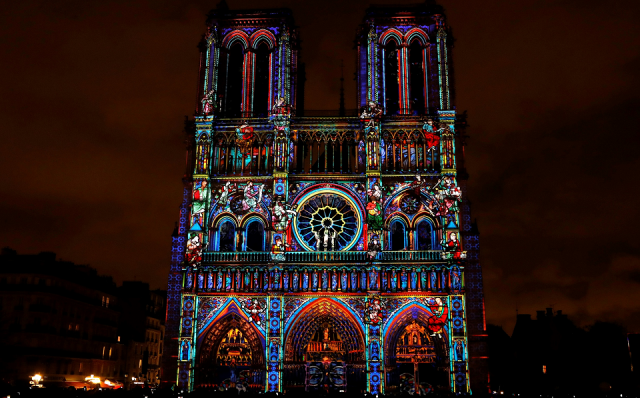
202, 250, 446, 263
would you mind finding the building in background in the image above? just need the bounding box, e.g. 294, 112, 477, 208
629, 333, 639, 387
118, 282, 166, 388
0, 249, 123, 386
486, 308, 635, 394
165, 2, 487, 394
0, 249, 166, 389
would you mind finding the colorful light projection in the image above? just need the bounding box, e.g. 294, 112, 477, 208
395, 321, 435, 363
217, 328, 253, 367
293, 189, 363, 252
170, 5, 479, 396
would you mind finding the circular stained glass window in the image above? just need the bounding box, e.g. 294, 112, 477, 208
294, 191, 362, 251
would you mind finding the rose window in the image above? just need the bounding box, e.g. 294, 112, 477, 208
294, 191, 362, 251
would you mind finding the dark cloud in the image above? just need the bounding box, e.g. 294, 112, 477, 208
1, 0, 638, 334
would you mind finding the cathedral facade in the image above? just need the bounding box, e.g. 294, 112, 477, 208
165, 3, 487, 394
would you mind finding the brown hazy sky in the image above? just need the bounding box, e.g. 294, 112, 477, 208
1, 0, 639, 334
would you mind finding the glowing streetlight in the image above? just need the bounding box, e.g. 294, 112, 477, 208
85, 375, 101, 384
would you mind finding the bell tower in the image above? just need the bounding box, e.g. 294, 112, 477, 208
165, 7, 300, 390
356, 3, 453, 116
199, 7, 299, 118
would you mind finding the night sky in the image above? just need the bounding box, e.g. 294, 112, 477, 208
2, 0, 639, 334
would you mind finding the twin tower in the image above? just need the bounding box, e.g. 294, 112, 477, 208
165, 3, 488, 395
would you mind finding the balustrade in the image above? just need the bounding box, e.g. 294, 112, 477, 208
203, 250, 441, 263
380, 250, 442, 261
210, 131, 273, 177
203, 251, 270, 262
290, 131, 362, 174
381, 130, 440, 174
285, 251, 368, 262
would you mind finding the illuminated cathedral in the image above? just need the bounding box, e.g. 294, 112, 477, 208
165, 2, 487, 394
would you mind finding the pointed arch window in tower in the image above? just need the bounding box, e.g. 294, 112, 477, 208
384, 40, 400, 115
409, 39, 426, 115
246, 220, 265, 252
224, 43, 244, 117
390, 220, 406, 251
253, 42, 271, 118
219, 221, 236, 252
416, 219, 434, 250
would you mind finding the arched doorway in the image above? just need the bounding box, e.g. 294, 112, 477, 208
196, 313, 265, 390
283, 299, 366, 393
385, 304, 450, 394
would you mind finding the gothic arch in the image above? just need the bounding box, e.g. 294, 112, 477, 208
210, 213, 238, 229
249, 29, 277, 49
210, 215, 237, 251
379, 28, 404, 46
413, 214, 439, 250
198, 312, 265, 365
241, 215, 267, 252
219, 31, 249, 117
283, 298, 365, 363
194, 134, 211, 175
387, 214, 410, 251
250, 35, 274, 116
195, 308, 265, 387
383, 187, 434, 217
386, 212, 411, 229
382, 34, 401, 115
411, 212, 438, 230
222, 30, 250, 49
239, 213, 268, 229
404, 28, 430, 46
383, 302, 449, 367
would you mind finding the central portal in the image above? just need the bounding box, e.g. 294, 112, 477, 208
305, 324, 347, 392
283, 299, 366, 393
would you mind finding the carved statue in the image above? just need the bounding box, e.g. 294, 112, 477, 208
241, 181, 263, 212
201, 89, 215, 115
360, 101, 382, 128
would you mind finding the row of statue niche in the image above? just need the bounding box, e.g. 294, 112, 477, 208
454, 340, 466, 361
